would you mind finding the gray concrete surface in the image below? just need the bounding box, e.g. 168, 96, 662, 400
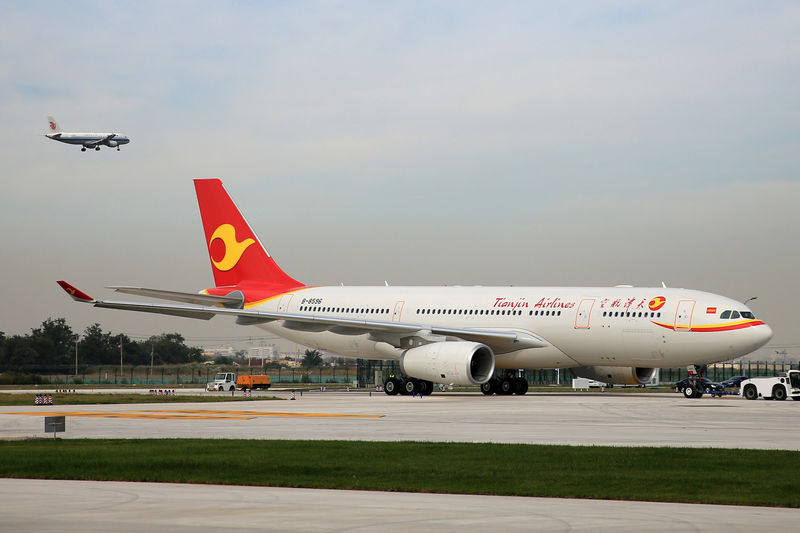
3, 391, 799, 529
1, 478, 798, 532
2, 390, 800, 449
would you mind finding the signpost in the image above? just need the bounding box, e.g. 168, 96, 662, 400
44, 416, 65, 439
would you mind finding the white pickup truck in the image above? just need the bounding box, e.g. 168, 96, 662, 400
740, 370, 800, 401
206, 372, 237, 392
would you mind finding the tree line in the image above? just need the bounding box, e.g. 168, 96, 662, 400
0, 318, 202, 373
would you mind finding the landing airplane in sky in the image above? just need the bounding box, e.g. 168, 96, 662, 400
45, 116, 130, 152
58, 179, 772, 398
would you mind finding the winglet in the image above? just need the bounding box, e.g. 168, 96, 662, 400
57, 281, 95, 302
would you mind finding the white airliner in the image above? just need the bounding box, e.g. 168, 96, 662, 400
45, 116, 130, 152
58, 179, 772, 398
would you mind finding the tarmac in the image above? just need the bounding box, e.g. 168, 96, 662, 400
2, 388, 800, 449
2, 389, 800, 530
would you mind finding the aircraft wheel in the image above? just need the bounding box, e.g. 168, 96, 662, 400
480, 382, 494, 395
384, 378, 398, 395
499, 379, 513, 395
419, 380, 433, 395
81, 147, 86, 152
514, 378, 528, 395
683, 385, 696, 399
402, 379, 416, 395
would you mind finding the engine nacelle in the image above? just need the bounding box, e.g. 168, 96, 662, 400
107, 140, 119, 147
400, 341, 495, 386
572, 366, 657, 385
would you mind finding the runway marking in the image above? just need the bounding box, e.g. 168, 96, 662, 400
1, 409, 384, 421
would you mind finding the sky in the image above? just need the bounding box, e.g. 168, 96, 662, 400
1, 1, 798, 358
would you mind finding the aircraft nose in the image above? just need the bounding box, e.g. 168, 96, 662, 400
755, 322, 773, 346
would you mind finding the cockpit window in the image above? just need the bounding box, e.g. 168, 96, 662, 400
731, 311, 740, 319
720, 310, 731, 319
740, 311, 755, 319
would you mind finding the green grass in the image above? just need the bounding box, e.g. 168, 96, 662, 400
0, 393, 280, 406
0, 439, 797, 507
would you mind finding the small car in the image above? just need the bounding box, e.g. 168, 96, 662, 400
720, 375, 749, 388
674, 377, 724, 396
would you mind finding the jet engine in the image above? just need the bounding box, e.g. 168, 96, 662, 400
400, 341, 495, 386
572, 366, 657, 385
107, 140, 119, 147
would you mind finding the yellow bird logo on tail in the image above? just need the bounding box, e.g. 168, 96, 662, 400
209, 224, 255, 271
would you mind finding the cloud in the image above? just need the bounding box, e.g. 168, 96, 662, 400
1, 2, 797, 357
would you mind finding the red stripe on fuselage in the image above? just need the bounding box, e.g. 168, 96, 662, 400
652, 320, 765, 332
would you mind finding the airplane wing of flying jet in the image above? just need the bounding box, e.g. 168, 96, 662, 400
57, 281, 549, 354
84, 133, 117, 148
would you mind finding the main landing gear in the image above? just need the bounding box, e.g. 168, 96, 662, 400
480, 371, 529, 396
683, 364, 708, 399
384, 376, 433, 396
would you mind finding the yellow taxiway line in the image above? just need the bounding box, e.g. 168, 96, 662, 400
1, 409, 384, 421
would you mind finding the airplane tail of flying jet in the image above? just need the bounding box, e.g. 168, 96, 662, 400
193, 178, 304, 294
47, 116, 61, 133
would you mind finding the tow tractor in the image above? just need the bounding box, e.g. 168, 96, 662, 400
740, 370, 800, 401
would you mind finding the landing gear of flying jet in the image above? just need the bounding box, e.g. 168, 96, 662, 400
481, 371, 528, 395
95, 146, 100, 151
81, 147, 87, 152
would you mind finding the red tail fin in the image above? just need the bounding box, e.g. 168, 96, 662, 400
194, 179, 304, 292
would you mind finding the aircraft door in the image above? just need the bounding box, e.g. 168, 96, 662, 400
278, 294, 294, 312
674, 300, 695, 331
575, 299, 595, 329
392, 301, 405, 322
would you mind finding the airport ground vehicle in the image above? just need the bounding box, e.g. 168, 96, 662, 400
740, 371, 800, 400
206, 373, 271, 391
673, 377, 724, 398
206, 372, 237, 391
236, 374, 271, 390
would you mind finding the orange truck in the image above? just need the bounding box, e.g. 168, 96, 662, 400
236, 374, 271, 390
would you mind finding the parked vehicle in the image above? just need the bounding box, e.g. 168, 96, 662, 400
206, 372, 237, 392
741, 371, 800, 400
720, 375, 749, 388
236, 374, 271, 390
674, 377, 724, 398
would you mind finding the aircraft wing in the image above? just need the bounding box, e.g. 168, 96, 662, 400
57, 281, 547, 353
107, 286, 244, 307
85, 134, 116, 148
